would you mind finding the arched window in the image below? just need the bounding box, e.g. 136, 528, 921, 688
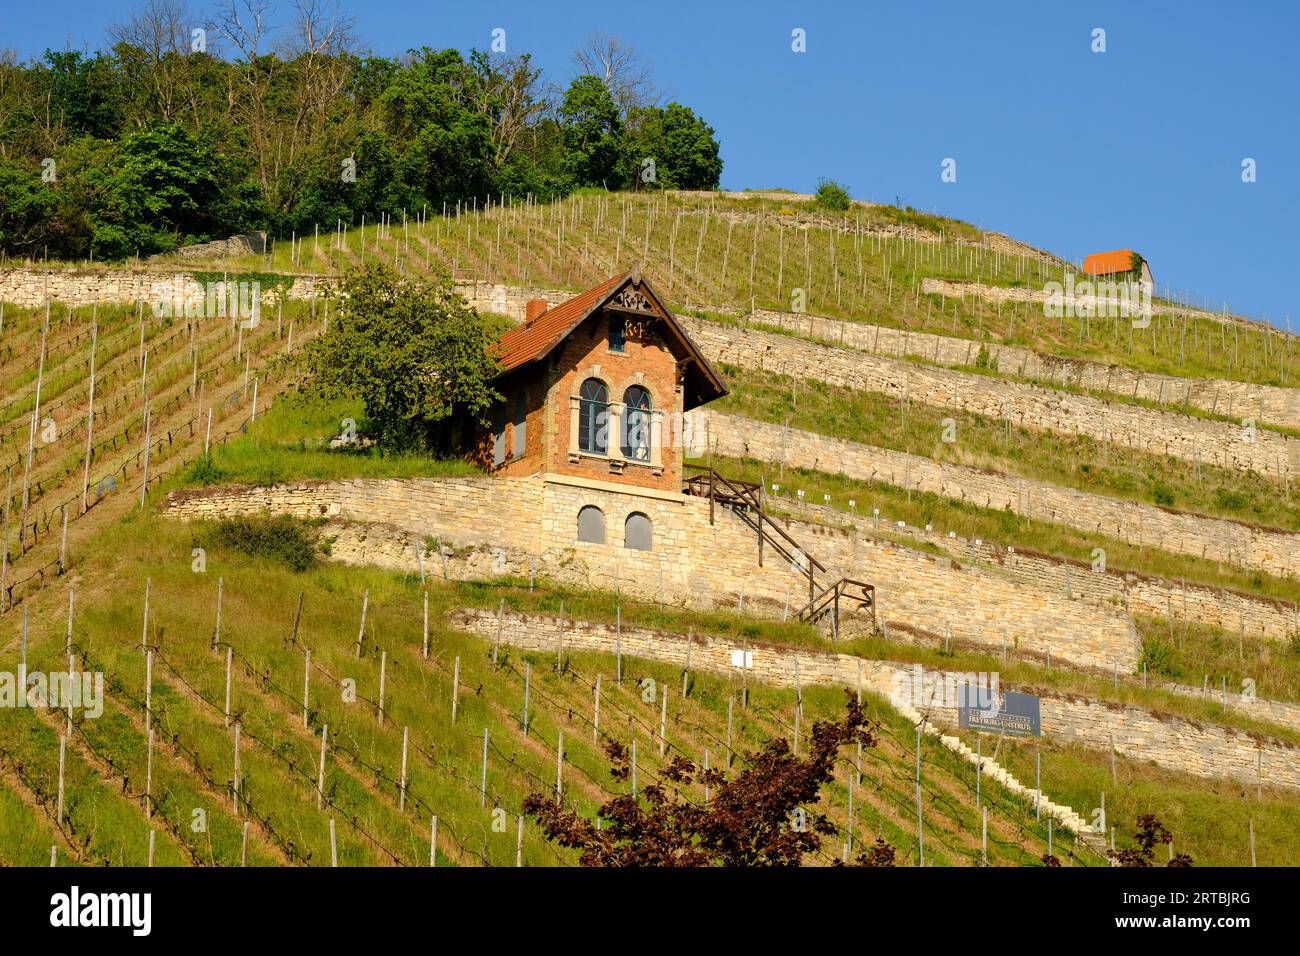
621, 385, 651, 461
577, 505, 606, 544
624, 512, 653, 552
578, 378, 608, 454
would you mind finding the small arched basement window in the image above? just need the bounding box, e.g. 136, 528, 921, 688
624, 512, 653, 552
577, 505, 606, 544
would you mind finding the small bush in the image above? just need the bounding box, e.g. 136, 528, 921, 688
1138, 636, 1180, 678
1150, 481, 1176, 507
814, 179, 851, 211
185, 453, 227, 486
202, 514, 320, 571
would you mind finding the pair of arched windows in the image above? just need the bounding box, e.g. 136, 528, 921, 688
578, 378, 651, 460
577, 506, 653, 551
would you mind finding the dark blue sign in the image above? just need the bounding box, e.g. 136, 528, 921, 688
958, 689, 1040, 737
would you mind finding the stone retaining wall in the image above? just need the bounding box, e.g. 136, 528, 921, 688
690, 409, 1300, 581
682, 316, 1300, 480
451, 608, 1300, 792
787, 500, 1299, 643
163, 473, 1139, 670
747, 304, 1300, 432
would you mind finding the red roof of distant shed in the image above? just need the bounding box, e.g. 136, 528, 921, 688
1082, 249, 1138, 277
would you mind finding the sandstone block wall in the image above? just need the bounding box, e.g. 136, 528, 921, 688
163, 472, 1138, 670
690, 409, 1300, 581
788, 500, 1299, 643
681, 316, 1300, 480
451, 607, 1300, 792
748, 305, 1300, 432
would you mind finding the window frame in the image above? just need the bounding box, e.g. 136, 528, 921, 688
608, 315, 626, 353
620, 385, 652, 462
578, 378, 609, 455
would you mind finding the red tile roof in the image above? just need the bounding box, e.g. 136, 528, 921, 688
488, 270, 727, 410
493, 272, 628, 372
1082, 249, 1139, 277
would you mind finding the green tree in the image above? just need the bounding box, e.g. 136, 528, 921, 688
75, 122, 263, 259
305, 265, 506, 451
379, 48, 495, 206
814, 178, 852, 211
560, 75, 626, 187
629, 102, 722, 189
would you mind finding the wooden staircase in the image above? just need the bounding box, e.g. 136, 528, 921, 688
683, 465, 875, 633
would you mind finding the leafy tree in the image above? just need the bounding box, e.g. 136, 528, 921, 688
559, 75, 626, 188
0, 23, 724, 258
304, 264, 506, 451
36, 50, 124, 141
74, 122, 263, 259
629, 102, 722, 189
524, 692, 891, 866
379, 48, 495, 207
0, 160, 62, 256
1110, 814, 1193, 867
814, 178, 852, 211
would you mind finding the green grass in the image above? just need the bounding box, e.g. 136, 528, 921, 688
980, 734, 1299, 867
10, 495, 1097, 867
182, 395, 481, 486
117, 190, 1293, 390
713, 363, 1300, 530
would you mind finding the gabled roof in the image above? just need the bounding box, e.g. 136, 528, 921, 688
491, 270, 728, 410
1082, 249, 1140, 277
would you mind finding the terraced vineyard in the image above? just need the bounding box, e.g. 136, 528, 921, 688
0, 510, 1099, 867
3, 189, 1298, 868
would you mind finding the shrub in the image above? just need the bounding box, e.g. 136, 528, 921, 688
201, 514, 320, 571
1213, 487, 1249, 511
814, 179, 851, 212
1138, 636, 1179, 678
185, 453, 227, 486
1150, 481, 1176, 507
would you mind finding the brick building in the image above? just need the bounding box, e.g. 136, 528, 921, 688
466, 268, 727, 498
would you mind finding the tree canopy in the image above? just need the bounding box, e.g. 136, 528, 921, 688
0, 3, 724, 261
304, 264, 507, 451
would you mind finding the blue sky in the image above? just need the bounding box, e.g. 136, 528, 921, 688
7, 0, 1297, 326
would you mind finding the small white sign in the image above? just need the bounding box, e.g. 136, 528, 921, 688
730, 650, 754, 669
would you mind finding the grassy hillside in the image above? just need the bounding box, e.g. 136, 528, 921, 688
0, 502, 1097, 867
172, 190, 1296, 388
4, 187, 1298, 867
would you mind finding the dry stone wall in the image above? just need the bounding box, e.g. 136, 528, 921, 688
682, 317, 1299, 480
690, 409, 1300, 581
748, 305, 1300, 431
789, 500, 1299, 643
920, 277, 1256, 327
451, 608, 1300, 793
162, 473, 1138, 670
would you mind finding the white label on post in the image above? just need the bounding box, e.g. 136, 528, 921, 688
730, 650, 754, 669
